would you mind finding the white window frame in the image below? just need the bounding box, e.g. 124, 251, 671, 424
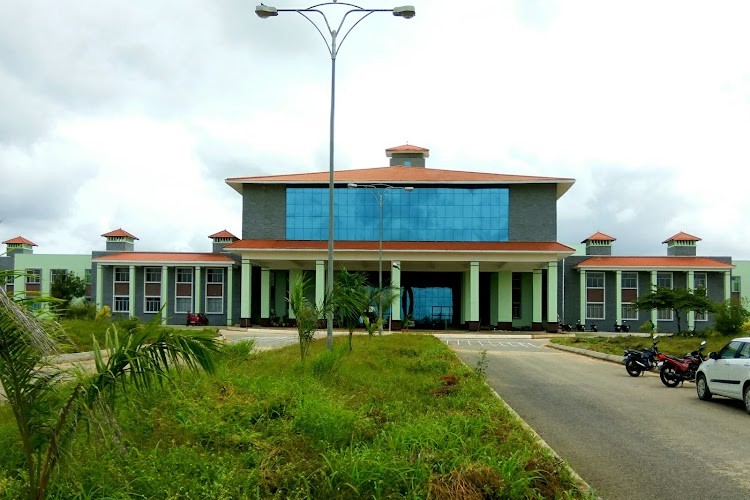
175, 267, 193, 314
205, 268, 224, 315
26, 269, 41, 285
50, 269, 68, 283
113, 267, 130, 313
621, 272, 639, 320
586, 272, 605, 320
656, 272, 673, 321
143, 267, 162, 314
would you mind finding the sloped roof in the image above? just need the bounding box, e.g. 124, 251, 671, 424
663, 231, 701, 244
101, 228, 139, 240
2, 236, 37, 246
226, 165, 575, 198
575, 256, 732, 270
93, 252, 235, 265
208, 229, 238, 239
225, 239, 574, 253
385, 144, 430, 156
581, 231, 616, 243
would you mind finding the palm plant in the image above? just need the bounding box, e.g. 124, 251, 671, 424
333, 269, 370, 351
0, 280, 220, 499
288, 275, 326, 362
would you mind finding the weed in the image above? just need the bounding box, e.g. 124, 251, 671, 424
474, 349, 488, 379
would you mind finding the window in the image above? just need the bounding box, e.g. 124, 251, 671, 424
205, 268, 224, 314
26, 269, 41, 284
113, 267, 130, 313
50, 269, 68, 283
175, 267, 193, 313
621, 272, 638, 320
656, 272, 673, 321
84, 269, 92, 284
732, 276, 741, 294
144, 267, 162, 314
719, 341, 743, 359
694, 272, 708, 321
586, 272, 605, 320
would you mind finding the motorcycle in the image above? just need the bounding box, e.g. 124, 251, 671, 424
613, 322, 630, 333
559, 322, 573, 332
623, 334, 660, 377
659, 340, 707, 387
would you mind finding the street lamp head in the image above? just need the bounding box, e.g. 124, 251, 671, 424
347, 183, 358, 188
393, 6, 416, 19
255, 4, 278, 18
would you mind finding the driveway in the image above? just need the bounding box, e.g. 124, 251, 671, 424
447, 338, 750, 500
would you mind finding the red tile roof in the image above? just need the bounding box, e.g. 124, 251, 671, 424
226, 165, 575, 198
385, 144, 429, 156
2, 236, 37, 246
582, 231, 616, 243
93, 252, 235, 264
101, 228, 139, 240
225, 240, 574, 253
575, 256, 732, 270
663, 231, 701, 243
209, 229, 238, 239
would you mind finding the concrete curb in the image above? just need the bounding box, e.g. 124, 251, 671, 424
546, 343, 624, 364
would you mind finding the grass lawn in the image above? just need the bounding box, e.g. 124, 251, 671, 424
549, 333, 736, 357
0, 334, 593, 499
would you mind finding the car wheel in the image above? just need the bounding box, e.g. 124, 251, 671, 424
744, 385, 750, 415
625, 359, 642, 377
696, 374, 712, 401
660, 366, 680, 388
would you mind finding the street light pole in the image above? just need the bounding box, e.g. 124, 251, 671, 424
256, 2, 415, 350
348, 183, 413, 335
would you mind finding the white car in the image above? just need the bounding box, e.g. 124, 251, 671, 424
696, 336, 750, 414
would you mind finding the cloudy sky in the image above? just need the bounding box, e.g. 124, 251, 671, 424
2, 0, 749, 259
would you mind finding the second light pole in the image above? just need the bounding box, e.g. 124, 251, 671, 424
348, 183, 413, 334
256, 2, 415, 349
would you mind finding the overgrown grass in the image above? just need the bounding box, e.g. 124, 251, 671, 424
58, 318, 218, 352
0, 335, 592, 499
549, 333, 736, 356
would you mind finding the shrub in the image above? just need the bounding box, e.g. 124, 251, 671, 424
712, 299, 750, 337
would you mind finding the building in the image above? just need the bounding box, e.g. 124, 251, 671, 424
2, 144, 745, 333
224, 144, 576, 331
560, 232, 734, 332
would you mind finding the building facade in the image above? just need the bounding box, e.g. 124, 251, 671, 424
2, 145, 745, 333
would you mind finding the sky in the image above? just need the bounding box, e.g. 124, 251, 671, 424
2, 0, 750, 259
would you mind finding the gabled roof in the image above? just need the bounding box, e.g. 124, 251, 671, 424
209, 229, 238, 239
385, 144, 429, 156
2, 236, 37, 246
101, 228, 139, 240
581, 231, 616, 243
575, 256, 733, 270
93, 252, 235, 265
663, 231, 701, 244
226, 165, 575, 198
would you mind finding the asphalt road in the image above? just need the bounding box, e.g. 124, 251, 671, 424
449, 339, 750, 500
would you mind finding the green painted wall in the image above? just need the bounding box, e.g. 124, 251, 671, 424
12, 254, 91, 295
732, 260, 750, 302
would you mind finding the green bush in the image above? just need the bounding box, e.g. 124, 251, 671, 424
712, 299, 750, 337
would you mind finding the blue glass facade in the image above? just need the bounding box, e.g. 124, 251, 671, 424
286, 187, 509, 242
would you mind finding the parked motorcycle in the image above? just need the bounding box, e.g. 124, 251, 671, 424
559, 322, 573, 332
613, 322, 630, 333
659, 340, 707, 387
623, 334, 660, 377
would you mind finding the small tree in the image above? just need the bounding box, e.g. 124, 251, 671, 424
635, 286, 715, 335
0, 276, 220, 499
333, 269, 370, 351
712, 298, 750, 336
50, 272, 87, 316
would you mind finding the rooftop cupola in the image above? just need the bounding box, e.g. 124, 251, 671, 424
582, 231, 615, 256
663, 231, 700, 256
209, 229, 238, 253
385, 144, 429, 167
101, 228, 138, 252
2, 236, 37, 255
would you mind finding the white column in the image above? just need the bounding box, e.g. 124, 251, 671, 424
390, 261, 401, 323
615, 270, 622, 324
687, 270, 695, 331
260, 268, 271, 320
724, 271, 731, 302
469, 262, 479, 324
315, 260, 325, 316
95, 264, 104, 311
532, 269, 543, 325
226, 266, 233, 326
194, 266, 202, 314
161, 266, 169, 325
650, 270, 658, 326
579, 270, 586, 326
547, 261, 558, 326
240, 258, 251, 320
